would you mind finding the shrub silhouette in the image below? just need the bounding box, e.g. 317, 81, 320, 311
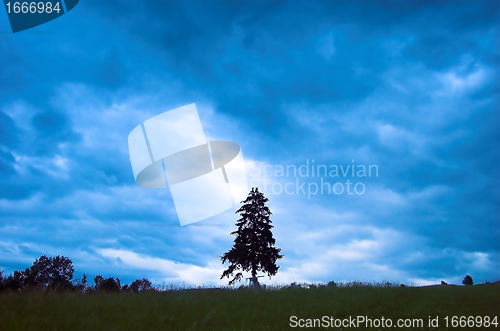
94, 275, 121, 292
74, 274, 88, 291
130, 278, 152, 292
462, 275, 473, 285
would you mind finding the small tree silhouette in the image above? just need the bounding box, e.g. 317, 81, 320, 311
24, 255, 74, 290
94, 275, 121, 292
75, 274, 88, 291
462, 275, 473, 285
220, 188, 284, 286
131, 278, 152, 291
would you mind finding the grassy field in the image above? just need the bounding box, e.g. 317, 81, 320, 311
1, 282, 499, 330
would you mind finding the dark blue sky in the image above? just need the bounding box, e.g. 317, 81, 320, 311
0, 0, 498, 286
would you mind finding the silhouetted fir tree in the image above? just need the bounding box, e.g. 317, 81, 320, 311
220, 188, 283, 286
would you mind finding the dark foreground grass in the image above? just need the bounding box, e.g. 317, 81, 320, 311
1, 283, 499, 330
